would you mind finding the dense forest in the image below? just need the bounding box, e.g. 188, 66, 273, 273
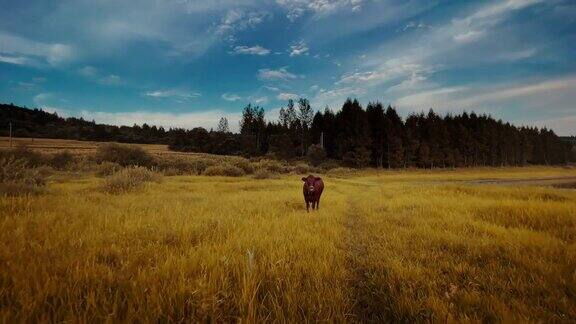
1, 101, 574, 167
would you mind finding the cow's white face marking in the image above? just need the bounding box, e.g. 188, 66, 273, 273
309, 186, 315, 192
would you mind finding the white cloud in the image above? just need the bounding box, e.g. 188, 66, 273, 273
289, 41, 309, 56
276, 0, 364, 21
277, 92, 299, 100
258, 67, 299, 81
230, 45, 270, 55
33, 93, 54, 106
263, 86, 281, 92
0, 32, 75, 67
498, 48, 537, 61
0, 54, 30, 66
144, 89, 201, 101
222, 93, 243, 101
216, 10, 268, 35
402, 21, 430, 32
394, 76, 576, 133
312, 86, 366, 108
98, 74, 124, 86
453, 30, 484, 43
337, 59, 434, 87
78, 66, 98, 77
248, 96, 268, 104
451, 0, 544, 44
78, 66, 124, 86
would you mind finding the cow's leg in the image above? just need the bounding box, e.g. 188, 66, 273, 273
306, 201, 310, 212
311, 201, 316, 210
315, 197, 320, 210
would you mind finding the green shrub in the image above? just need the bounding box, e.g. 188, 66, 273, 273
189, 158, 217, 175
229, 157, 255, 174
155, 157, 194, 175
95, 143, 153, 167
294, 162, 312, 174
95, 161, 122, 177
318, 160, 341, 171
0, 146, 45, 167
253, 169, 279, 179
71, 156, 98, 172
162, 167, 182, 176
327, 167, 355, 176
203, 164, 245, 177
0, 156, 47, 196
100, 166, 162, 194
49, 151, 75, 170
253, 159, 286, 173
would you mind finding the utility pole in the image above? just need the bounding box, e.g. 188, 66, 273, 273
320, 132, 324, 149
9, 122, 12, 148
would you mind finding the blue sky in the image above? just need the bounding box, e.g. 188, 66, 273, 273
0, 0, 575, 134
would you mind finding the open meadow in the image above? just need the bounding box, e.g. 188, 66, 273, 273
1, 161, 575, 322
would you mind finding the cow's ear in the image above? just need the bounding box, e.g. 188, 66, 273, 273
315, 177, 322, 181
301, 177, 307, 181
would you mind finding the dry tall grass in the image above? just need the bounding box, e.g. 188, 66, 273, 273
0, 167, 575, 322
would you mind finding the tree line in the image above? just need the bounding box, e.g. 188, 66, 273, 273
1, 101, 573, 167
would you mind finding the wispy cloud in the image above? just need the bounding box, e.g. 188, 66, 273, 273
77, 66, 125, 86
230, 45, 270, 56
0, 32, 75, 67
289, 41, 309, 56
313, 86, 366, 108
144, 89, 201, 101
258, 67, 299, 81
277, 0, 363, 21
277, 92, 299, 100
216, 9, 269, 36
395, 76, 576, 122
0, 54, 30, 66
98, 75, 124, 86
222, 93, 243, 101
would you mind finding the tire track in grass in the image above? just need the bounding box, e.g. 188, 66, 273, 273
344, 196, 389, 323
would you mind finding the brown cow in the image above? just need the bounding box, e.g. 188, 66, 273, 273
302, 175, 324, 212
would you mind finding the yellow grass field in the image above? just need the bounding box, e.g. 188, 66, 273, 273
1, 165, 576, 322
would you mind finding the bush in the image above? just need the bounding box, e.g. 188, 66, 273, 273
189, 158, 217, 175
307, 144, 327, 166
49, 151, 75, 170
100, 166, 162, 194
0, 156, 47, 196
294, 162, 312, 174
203, 164, 245, 177
229, 157, 255, 174
318, 160, 341, 171
253, 169, 280, 179
327, 167, 355, 176
71, 156, 98, 172
155, 157, 195, 175
253, 159, 286, 173
95, 161, 122, 177
95, 143, 153, 167
0, 146, 45, 167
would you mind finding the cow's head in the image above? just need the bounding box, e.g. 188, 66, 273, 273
302, 175, 321, 194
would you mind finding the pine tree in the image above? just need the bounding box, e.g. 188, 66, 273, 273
217, 117, 229, 133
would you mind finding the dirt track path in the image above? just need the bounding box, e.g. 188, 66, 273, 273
344, 196, 389, 323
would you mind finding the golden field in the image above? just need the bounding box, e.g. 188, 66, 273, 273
1, 166, 576, 322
